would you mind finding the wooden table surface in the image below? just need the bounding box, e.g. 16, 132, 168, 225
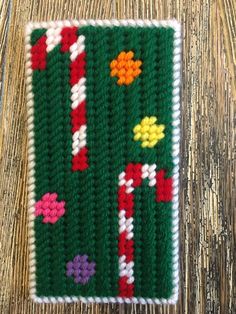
0, 1, 235, 313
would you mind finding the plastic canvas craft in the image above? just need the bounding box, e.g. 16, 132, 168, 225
25, 19, 181, 304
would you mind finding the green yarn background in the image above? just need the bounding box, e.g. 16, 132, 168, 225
32, 26, 174, 299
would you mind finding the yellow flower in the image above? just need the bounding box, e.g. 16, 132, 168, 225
133, 116, 165, 148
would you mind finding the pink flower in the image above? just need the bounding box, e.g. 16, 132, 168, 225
35, 192, 66, 224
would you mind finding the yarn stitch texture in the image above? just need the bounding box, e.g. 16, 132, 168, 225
25, 19, 181, 304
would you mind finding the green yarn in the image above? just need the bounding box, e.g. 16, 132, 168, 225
139, 29, 159, 297
122, 28, 143, 296
46, 46, 66, 295
85, 27, 112, 296
140, 181, 157, 297
30, 28, 47, 45
32, 25, 176, 299
107, 27, 126, 296
155, 28, 174, 177
154, 28, 174, 297
61, 51, 82, 295
76, 27, 96, 296
123, 28, 142, 163
33, 69, 51, 295
140, 28, 159, 165
155, 203, 173, 298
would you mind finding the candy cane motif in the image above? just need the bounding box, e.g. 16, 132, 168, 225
118, 163, 173, 297
31, 35, 47, 70
31, 26, 88, 172
60, 27, 88, 171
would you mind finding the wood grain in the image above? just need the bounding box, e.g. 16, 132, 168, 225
0, 0, 235, 313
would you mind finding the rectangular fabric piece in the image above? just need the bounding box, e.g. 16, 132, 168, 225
25, 19, 181, 304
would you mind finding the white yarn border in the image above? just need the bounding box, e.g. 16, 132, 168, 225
25, 19, 181, 305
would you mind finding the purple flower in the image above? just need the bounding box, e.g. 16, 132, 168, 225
66, 254, 96, 285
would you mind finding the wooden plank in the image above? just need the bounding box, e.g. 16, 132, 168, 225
0, 0, 12, 110
0, 0, 235, 313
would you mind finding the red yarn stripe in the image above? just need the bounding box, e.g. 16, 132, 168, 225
71, 100, 87, 132
70, 52, 86, 85
124, 163, 142, 187
156, 170, 173, 202
118, 276, 129, 297
60, 26, 78, 52
118, 231, 127, 256
72, 147, 88, 171
31, 36, 47, 70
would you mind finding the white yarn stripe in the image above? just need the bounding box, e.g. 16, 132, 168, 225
141, 164, 157, 186
69, 36, 87, 157
25, 19, 181, 305
169, 22, 181, 304
71, 79, 86, 109
26, 19, 181, 30
118, 210, 134, 239
118, 209, 134, 287
46, 27, 62, 53
70, 35, 86, 61
72, 125, 87, 155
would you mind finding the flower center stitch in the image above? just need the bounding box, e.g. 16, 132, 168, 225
133, 116, 165, 148
110, 51, 142, 85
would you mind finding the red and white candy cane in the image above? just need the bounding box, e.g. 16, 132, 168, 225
60, 27, 88, 172
45, 26, 89, 172
32, 26, 89, 172
117, 163, 173, 297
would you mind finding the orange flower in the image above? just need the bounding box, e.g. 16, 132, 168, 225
110, 51, 142, 85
